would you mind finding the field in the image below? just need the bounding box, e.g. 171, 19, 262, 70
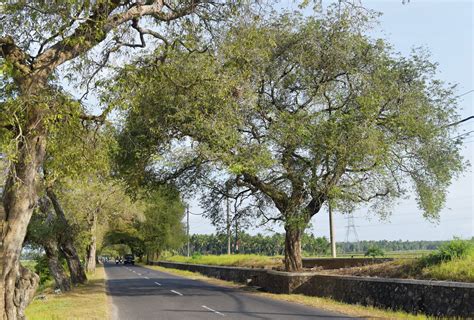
165, 254, 282, 268
25, 266, 109, 320
165, 241, 473, 283
327, 241, 474, 282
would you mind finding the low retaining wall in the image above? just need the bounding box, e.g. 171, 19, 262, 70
302, 258, 393, 269
154, 260, 474, 317
262, 270, 474, 317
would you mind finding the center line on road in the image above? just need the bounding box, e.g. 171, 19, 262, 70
202, 305, 225, 316
154, 282, 161, 286
170, 290, 183, 296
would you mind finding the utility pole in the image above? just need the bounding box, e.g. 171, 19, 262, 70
186, 204, 190, 257
328, 201, 337, 258
226, 198, 231, 255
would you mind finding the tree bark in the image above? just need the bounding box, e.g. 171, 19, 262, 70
284, 225, 303, 272
43, 240, 71, 292
1, 100, 46, 319
85, 236, 96, 273
85, 210, 98, 273
60, 242, 87, 285
46, 189, 87, 285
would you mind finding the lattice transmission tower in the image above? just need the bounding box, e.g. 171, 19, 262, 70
344, 213, 360, 253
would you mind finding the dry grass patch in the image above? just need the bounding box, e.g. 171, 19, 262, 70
25, 266, 109, 320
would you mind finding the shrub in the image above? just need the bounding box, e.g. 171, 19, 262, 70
365, 246, 385, 258
422, 239, 473, 266
34, 255, 52, 285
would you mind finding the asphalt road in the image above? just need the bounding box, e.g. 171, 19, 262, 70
105, 263, 356, 320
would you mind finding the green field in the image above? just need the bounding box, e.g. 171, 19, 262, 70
165, 254, 282, 268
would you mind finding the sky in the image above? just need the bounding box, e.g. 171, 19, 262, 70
186, 0, 474, 241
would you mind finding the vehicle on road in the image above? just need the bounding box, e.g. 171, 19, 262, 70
115, 257, 123, 264
124, 254, 135, 265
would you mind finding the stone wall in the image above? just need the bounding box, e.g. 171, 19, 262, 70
153, 260, 474, 317
302, 257, 393, 269
261, 270, 474, 317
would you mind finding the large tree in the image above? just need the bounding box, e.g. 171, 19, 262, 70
112, 4, 464, 271
0, 1, 240, 317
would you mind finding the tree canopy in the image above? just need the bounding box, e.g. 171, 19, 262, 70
111, 4, 464, 270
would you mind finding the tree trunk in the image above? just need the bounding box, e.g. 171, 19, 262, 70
85, 212, 97, 273
46, 189, 87, 284
284, 226, 303, 272
85, 240, 96, 273
0, 101, 46, 319
60, 242, 87, 285
43, 239, 71, 292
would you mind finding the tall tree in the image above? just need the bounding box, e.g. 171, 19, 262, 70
0, 1, 240, 317
111, 4, 465, 271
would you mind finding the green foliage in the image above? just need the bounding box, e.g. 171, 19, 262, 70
33, 255, 59, 285
422, 239, 473, 266
364, 246, 385, 258
185, 232, 328, 257
110, 3, 465, 247
139, 186, 186, 258
101, 185, 186, 259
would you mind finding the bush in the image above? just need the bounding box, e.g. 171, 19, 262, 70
422, 239, 473, 266
365, 246, 385, 258
34, 255, 52, 285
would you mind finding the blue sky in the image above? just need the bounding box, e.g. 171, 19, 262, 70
187, 0, 474, 241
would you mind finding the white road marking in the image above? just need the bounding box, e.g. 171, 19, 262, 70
202, 305, 225, 316
137, 273, 142, 276
154, 282, 161, 286
144, 276, 149, 279
170, 290, 183, 296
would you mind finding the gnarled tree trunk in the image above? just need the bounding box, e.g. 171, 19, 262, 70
46, 189, 87, 285
43, 239, 70, 292
284, 225, 303, 272
1, 101, 46, 319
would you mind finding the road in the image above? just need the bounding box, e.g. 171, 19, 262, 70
105, 263, 356, 320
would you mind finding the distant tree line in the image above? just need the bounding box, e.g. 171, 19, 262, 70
180, 233, 473, 256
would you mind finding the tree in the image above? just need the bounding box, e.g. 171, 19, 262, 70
0, 1, 241, 317
25, 197, 71, 292
139, 187, 186, 262
111, 4, 464, 271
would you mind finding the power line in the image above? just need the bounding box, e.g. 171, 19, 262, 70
455, 89, 474, 99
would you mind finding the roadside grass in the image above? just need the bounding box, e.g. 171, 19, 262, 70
165, 254, 282, 268
421, 247, 474, 282
165, 242, 473, 283
329, 241, 474, 283
25, 266, 109, 320
144, 265, 428, 320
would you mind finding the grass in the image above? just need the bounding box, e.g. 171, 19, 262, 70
329, 241, 474, 283
421, 247, 474, 282
25, 266, 109, 320
165, 254, 282, 268
145, 264, 428, 320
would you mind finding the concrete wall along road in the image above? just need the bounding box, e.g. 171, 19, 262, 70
154, 261, 474, 317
